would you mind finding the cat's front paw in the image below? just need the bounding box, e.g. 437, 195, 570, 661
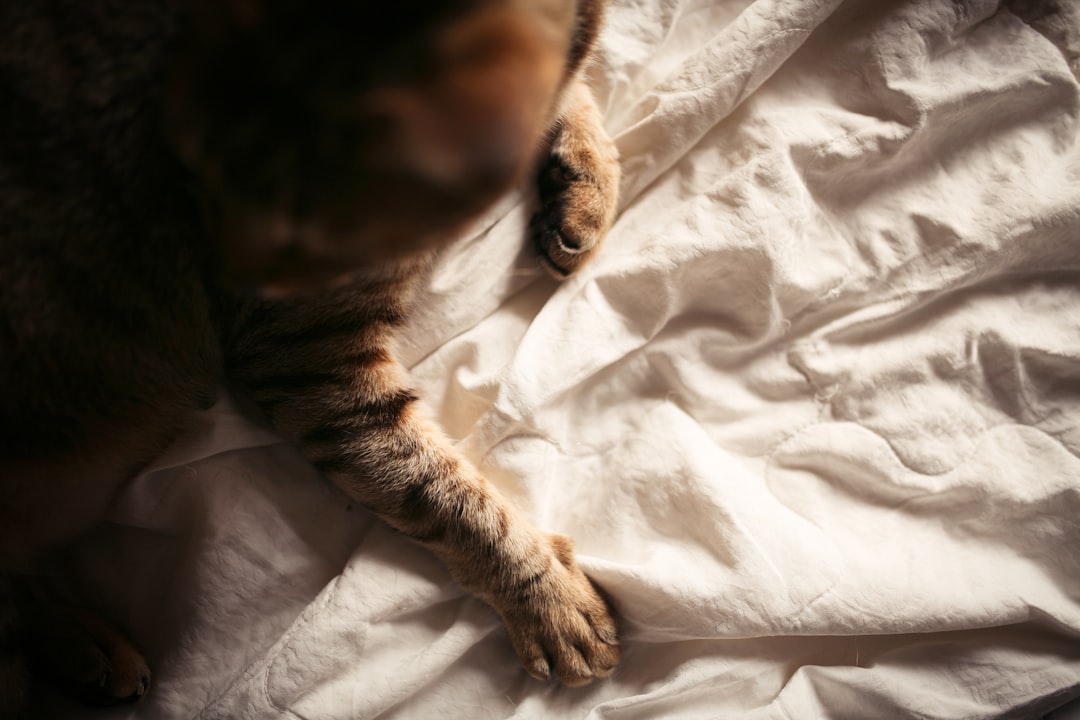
531, 84, 619, 278
531, 148, 619, 278
498, 535, 620, 686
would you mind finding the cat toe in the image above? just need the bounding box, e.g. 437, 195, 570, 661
565, 606, 622, 684
530, 211, 593, 278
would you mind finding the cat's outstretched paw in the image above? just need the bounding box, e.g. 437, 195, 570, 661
498, 535, 620, 686
531, 81, 619, 278
25, 605, 150, 706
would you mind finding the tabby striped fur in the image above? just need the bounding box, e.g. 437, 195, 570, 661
227, 251, 620, 685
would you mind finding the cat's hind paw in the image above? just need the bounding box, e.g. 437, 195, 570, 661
26, 605, 150, 706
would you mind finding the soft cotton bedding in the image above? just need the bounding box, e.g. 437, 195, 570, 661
56, 0, 1080, 718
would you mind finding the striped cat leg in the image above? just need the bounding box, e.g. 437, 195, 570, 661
531, 78, 621, 277
228, 302, 621, 684
324, 398, 620, 685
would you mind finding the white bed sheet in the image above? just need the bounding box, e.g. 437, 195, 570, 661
57, 0, 1080, 718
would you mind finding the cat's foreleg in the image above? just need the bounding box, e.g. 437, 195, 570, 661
322, 400, 620, 685
233, 344, 621, 685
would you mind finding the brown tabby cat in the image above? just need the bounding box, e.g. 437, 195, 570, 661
0, 0, 620, 713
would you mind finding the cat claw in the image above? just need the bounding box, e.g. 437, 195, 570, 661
530, 212, 589, 277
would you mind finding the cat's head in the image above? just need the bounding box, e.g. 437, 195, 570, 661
167, 0, 576, 294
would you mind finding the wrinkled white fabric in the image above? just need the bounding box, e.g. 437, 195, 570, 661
60, 0, 1080, 718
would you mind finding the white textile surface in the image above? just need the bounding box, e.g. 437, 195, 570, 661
62, 0, 1080, 718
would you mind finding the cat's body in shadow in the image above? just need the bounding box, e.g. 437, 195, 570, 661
0, 0, 621, 712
